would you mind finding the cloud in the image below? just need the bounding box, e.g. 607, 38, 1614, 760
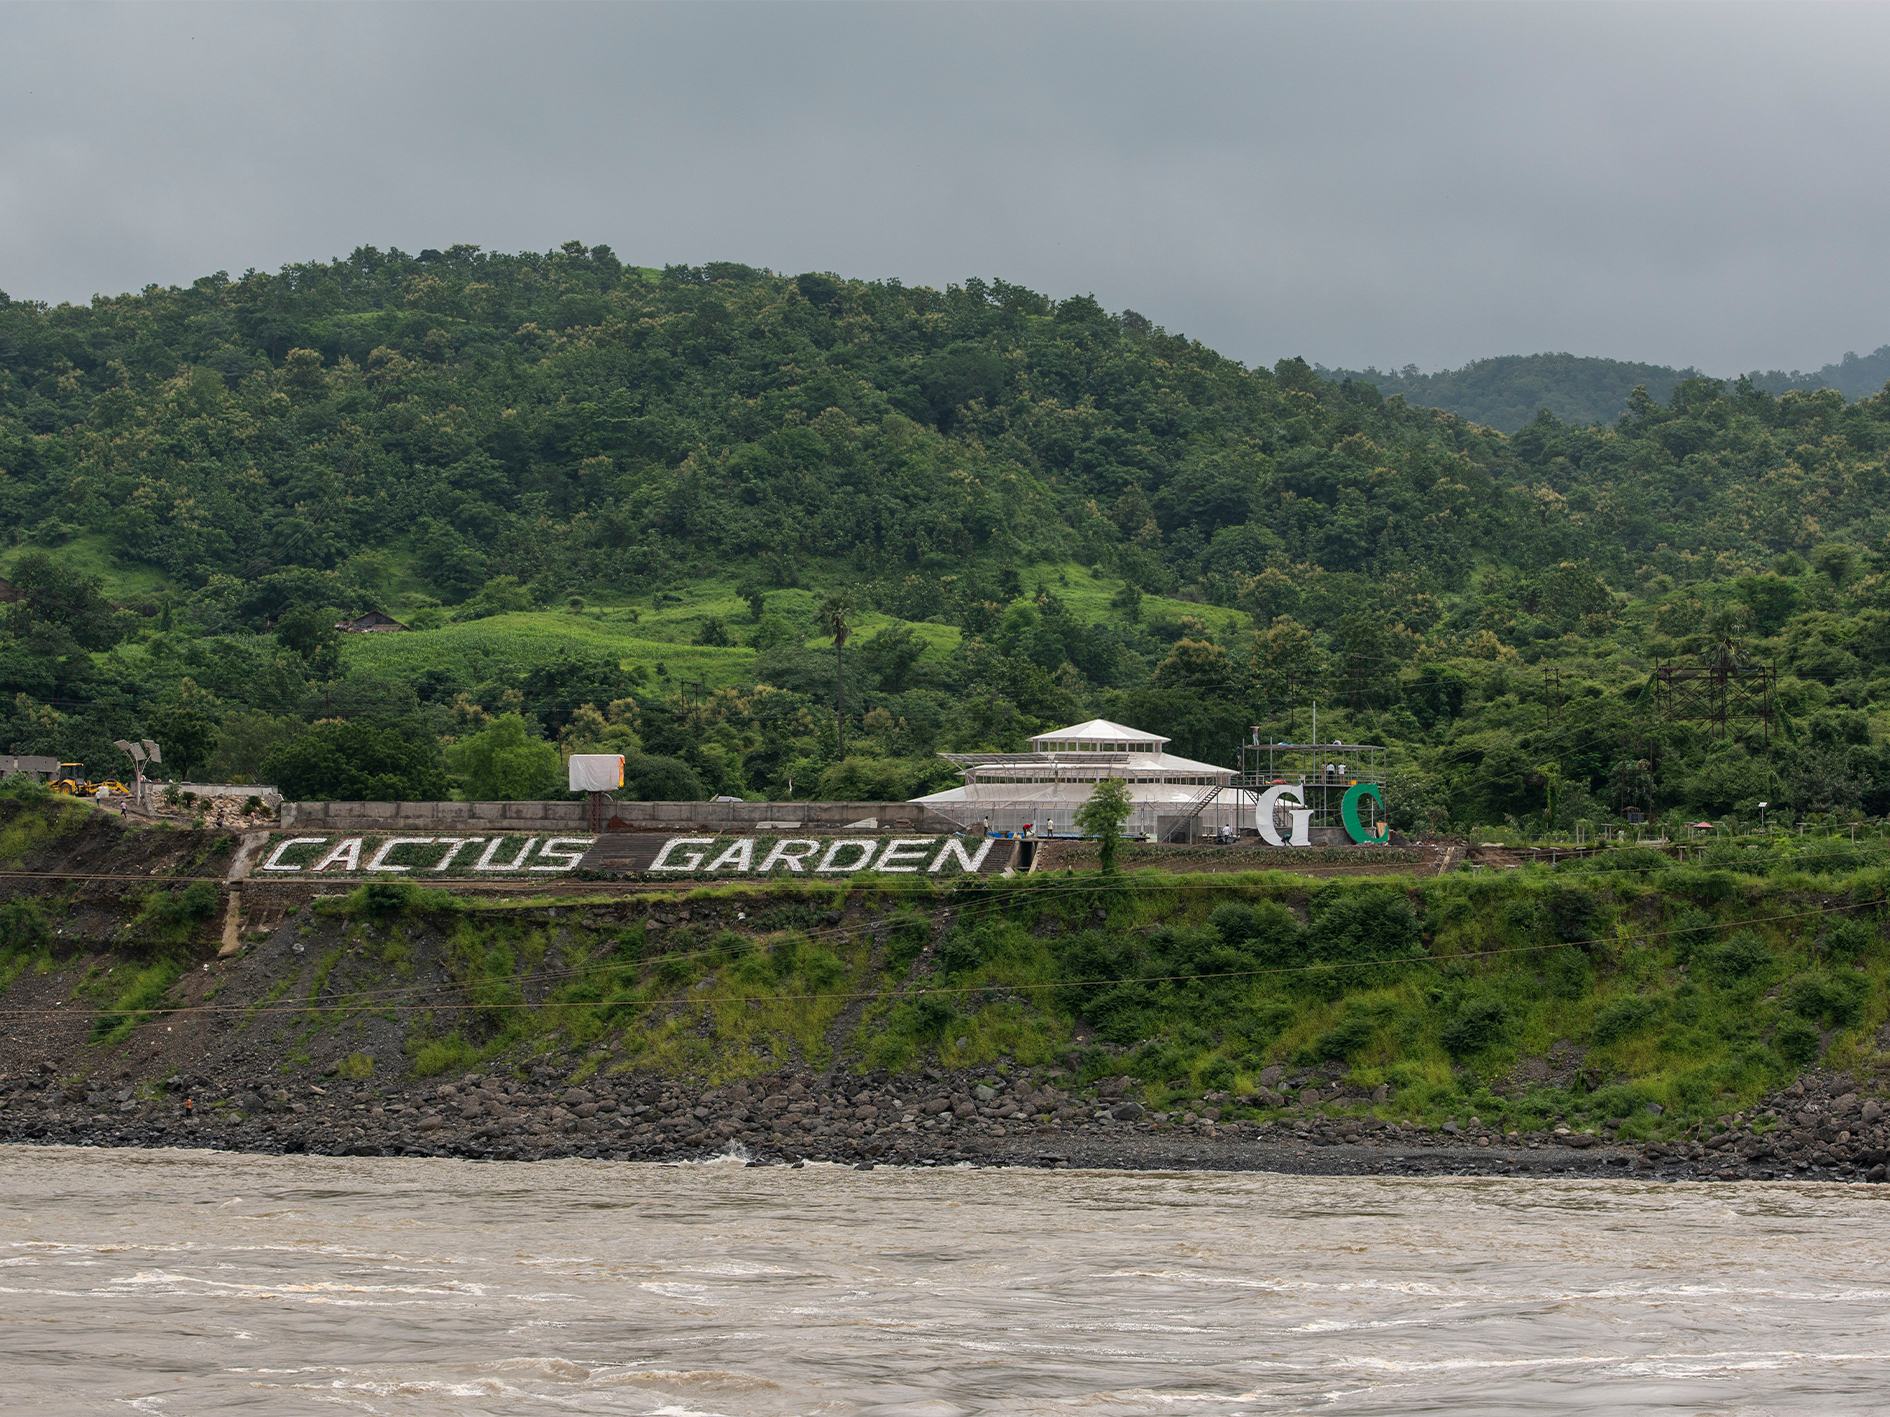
2, 2, 1886, 373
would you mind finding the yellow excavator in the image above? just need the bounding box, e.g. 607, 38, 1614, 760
49, 764, 132, 798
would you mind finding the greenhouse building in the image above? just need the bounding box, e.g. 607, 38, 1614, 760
907, 718, 1248, 841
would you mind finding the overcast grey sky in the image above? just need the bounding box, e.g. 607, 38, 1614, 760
2, 2, 1885, 374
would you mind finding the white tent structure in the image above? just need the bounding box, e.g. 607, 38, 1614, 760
907, 718, 1251, 841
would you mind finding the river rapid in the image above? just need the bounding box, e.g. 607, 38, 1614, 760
3, 1147, 1888, 1415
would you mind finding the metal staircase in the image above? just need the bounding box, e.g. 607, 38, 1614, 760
1163, 784, 1226, 843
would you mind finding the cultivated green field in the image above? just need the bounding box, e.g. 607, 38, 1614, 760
332, 562, 1233, 686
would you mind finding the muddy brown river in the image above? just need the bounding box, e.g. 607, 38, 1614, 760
3, 1145, 1887, 1414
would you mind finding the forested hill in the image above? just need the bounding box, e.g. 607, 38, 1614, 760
1321, 349, 1890, 433
3, 245, 1890, 832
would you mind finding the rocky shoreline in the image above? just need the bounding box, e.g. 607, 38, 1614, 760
6, 1064, 1882, 1183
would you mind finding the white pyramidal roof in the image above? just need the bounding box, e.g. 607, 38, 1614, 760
1029, 719, 1169, 746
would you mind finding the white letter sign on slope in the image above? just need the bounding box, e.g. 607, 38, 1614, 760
649, 837, 715, 871
1255, 786, 1314, 848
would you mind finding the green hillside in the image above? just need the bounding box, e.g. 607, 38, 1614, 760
1316, 354, 1704, 432
1322, 347, 1890, 433
2, 247, 1889, 831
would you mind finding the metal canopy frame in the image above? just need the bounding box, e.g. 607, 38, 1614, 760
1237, 741, 1388, 835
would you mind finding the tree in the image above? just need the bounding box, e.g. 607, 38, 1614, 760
261, 721, 450, 802
1074, 776, 1135, 873
273, 604, 341, 678
693, 616, 734, 647
150, 678, 223, 781
4, 552, 123, 650
856, 625, 928, 692
819, 590, 859, 756
1152, 637, 1232, 691
444, 713, 561, 800
622, 750, 703, 801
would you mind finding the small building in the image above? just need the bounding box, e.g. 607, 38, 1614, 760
908, 718, 1244, 841
334, 611, 408, 634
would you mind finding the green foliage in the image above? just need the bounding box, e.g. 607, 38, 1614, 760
0, 898, 49, 955
346, 880, 459, 916
1825, 917, 1876, 964
444, 712, 560, 800
1670, 907, 1719, 962
261, 720, 449, 802
3, 249, 1890, 831
89, 956, 186, 1046
1298, 1010, 1378, 1064
1074, 777, 1135, 871
621, 751, 704, 802
409, 1032, 481, 1078
1774, 1018, 1823, 1066
132, 882, 219, 948
1440, 996, 1511, 1057
1698, 930, 1773, 985
1785, 972, 1866, 1027
1591, 995, 1660, 1045
1305, 888, 1426, 982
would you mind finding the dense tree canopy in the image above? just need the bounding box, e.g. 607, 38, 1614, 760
2, 246, 1889, 823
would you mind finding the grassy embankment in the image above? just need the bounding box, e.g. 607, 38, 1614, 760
338, 839, 1890, 1148
8, 828, 1881, 1145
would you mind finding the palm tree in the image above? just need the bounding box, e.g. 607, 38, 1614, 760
819, 590, 859, 756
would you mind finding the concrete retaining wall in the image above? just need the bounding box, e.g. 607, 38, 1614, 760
175, 783, 282, 804
279, 799, 963, 833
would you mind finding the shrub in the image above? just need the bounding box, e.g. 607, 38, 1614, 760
0, 899, 49, 955
1825, 917, 1877, 964
1591, 996, 1660, 1045
1670, 907, 1718, 962
1544, 946, 1594, 1000
1698, 930, 1772, 985
362, 881, 418, 914
1775, 1017, 1822, 1066
1583, 1082, 1649, 1118
1307, 888, 1425, 980
1208, 900, 1301, 962
1300, 1011, 1377, 1063
137, 882, 219, 941
1672, 869, 1737, 903
938, 921, 1001, 975
336, 1052, 375, 1080
1440, 996, 1511, 1057
1786, 973, 1867, 1027
1581, 847, 1670, 875
1543, 883, 1596, 942
0, 773, 51, 802
409, 1032, 479, 1077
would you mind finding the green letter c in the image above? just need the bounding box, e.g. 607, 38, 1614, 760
1341, 783, 1389, 844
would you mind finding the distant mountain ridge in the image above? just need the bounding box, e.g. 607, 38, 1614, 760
1317, 346, 1890, 432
